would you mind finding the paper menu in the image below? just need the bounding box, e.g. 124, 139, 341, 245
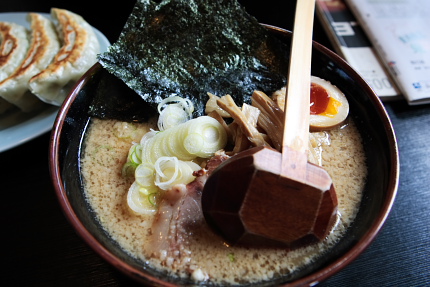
345, 0, 430, 105
316, 0, 400, 101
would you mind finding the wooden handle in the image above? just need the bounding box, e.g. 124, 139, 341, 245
282, 0, 315, 155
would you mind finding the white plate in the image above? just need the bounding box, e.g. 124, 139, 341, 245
0, 12, 110, 152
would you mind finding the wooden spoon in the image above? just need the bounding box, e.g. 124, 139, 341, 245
201, 0, 338, 248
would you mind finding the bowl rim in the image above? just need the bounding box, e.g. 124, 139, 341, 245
49, 24, 399, 286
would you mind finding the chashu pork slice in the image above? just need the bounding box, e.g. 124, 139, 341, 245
0, 13, 60, 112
28, 8, 100, 106
0, 21, 29, 113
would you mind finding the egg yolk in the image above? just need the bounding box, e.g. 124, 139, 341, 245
310, 83, 341, 118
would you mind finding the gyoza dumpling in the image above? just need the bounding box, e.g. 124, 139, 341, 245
29, 8, 100, 106
0, 21, 29, 113
0, 13, 60, 112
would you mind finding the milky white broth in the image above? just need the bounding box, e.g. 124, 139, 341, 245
81, 111, 367, 284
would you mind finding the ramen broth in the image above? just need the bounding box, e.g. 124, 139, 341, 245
81, 111, 366, 284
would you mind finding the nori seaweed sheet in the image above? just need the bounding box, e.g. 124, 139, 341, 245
96, 0, 291, 119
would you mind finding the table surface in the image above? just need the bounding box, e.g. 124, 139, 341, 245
1, 1, 429, 286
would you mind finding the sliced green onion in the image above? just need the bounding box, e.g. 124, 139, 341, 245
135, 162, 155, 187
140, 116, 227, 163
158, 104, 189, 131
157, 96, 195, 131
184, 133, 205, 155
147, 192, 158, 206
153, 156, 201, 190
122, 143, 142, 177
127, 182, 159, 215
125, 97, 227, 214
129, 144, 142, 165
139, 129, 157, 145
154, 157, 180, 190
157, 95, 194, 115
122, 161, 138, 177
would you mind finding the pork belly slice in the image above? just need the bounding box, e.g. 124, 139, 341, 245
145, 153, 229, 268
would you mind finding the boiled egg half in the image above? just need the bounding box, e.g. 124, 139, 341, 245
309, 76, 349, 131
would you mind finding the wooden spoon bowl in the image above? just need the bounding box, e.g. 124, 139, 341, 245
202, 146, 338, 248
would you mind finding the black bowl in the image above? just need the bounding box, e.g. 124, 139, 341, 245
50, 25, 399, 286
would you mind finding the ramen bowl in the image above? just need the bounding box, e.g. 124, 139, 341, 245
49, 25, 399, 286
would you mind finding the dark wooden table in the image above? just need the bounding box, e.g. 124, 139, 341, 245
1, 1, 429, 286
